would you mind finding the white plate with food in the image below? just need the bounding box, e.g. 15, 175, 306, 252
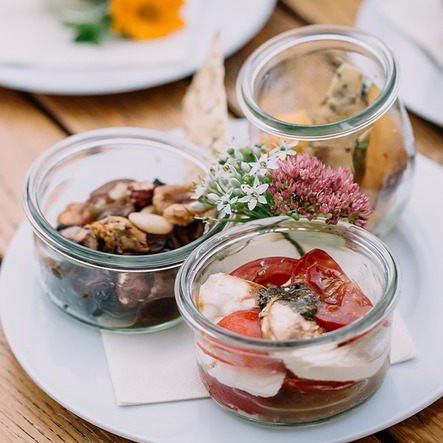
356, 0, 443, 127
0, 0, 276, 95
1, 120, 443, 443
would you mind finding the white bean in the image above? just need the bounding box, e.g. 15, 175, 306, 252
129, 212, 173, 235
140, 206, 156, 214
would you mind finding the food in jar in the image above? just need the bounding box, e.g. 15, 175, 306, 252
196, 249, 390, 423
47, 178, 207, 329
260, 62, 408, 231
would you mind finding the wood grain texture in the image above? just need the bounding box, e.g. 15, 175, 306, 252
35, 80, 190, 134
0, 89, 65, 257
281, 0, 360, 26
386, 397, 443, 442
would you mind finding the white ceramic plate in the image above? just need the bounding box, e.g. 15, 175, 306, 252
356, 0, 443, 127
1, 121, 443, 443
0, 0, 276, 95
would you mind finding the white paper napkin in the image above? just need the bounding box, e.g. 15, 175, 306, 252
0, 0, 200, 68
380, 0, 443, 71
102, 309, 416, 406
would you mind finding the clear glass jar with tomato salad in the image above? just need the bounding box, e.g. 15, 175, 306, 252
175, 217, 400, 425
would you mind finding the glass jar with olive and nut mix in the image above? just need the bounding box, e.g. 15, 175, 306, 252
24, 128, 223, 332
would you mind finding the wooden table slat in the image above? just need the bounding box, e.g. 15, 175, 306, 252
281, 0, 360, 26
0, 89, 65, 257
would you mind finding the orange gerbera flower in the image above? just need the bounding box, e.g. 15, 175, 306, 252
110, 0, 185, 40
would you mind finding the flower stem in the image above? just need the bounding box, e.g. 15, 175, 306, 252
281, 232, 305, 257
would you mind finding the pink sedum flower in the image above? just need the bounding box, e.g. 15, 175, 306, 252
268, 154, 373, 227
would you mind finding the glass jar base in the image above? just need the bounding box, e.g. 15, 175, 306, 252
47, 291, 183, 333
198, 360, 388, 426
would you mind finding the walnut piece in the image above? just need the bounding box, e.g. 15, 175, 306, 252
152, 183, 195, 215
86, 216, 149, 254
57, 203, 95, 226
162, 203, 195, 226
59, 226, 99, 250
89, 179, 133, 199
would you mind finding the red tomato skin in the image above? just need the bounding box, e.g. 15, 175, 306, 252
283, 375, 355, 392
206, 309, 284, 371
292, 249, 343, 278
231, 257, 299, 287
292, 249, 373, 331
217, 309, 262, 338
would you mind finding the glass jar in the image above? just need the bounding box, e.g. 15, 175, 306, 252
237, 25, 415, 236
24, 127, 223, 332
176, 216, 399, 425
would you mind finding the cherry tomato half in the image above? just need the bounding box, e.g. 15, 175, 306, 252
231, 257, 299, 287
206, 309, 284, 371
218, 309, 262, 339
292, 249, 373, 331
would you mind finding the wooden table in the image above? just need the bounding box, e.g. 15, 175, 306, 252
0, 1, 442, 442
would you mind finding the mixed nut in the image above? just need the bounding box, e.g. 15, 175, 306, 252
57, 179, 206, 254
42, 178, 209, 329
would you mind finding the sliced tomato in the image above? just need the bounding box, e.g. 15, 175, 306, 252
292, 249, 343, 277
283, 374, 355, 393
231, 256, 299, 287
202, 309, 285, 371
292, 249, 373, 331
218, 309, 262, 339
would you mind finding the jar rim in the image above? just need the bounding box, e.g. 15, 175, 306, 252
176, 216, 400, 351
236, 25, 400, 141
23, 127, 224, 271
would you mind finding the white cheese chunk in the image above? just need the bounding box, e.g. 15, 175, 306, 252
198, 273, 262, 324
280, 327, 390, 382
196, 346, 285, 398
260, 299, 324, 341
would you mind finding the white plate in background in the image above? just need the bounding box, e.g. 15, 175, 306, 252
0, 0, 276, 95
357, 0, 443, 127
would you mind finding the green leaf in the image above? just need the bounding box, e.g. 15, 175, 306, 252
66, 14, 112, 44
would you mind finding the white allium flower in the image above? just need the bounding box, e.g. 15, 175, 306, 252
249, 154, 271, 177
235, 150, 244, 161
207, 189, 238, 218
269, 139, 298, 162
238, 176, 268, 210
241, 162, 251, 173
194, 183, 208, 199
230, 177, 241, 188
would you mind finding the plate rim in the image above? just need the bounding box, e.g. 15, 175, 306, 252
356, 0, 443, 127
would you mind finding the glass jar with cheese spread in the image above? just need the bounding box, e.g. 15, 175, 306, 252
236, 25, 415, 237
176, 216, 400, 425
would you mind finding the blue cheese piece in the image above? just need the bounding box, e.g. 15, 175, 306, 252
315, 62, 365, 124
